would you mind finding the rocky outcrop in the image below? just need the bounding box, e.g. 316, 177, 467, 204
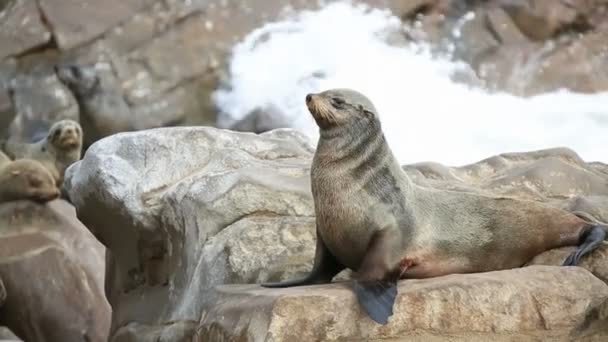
64, 127, 316, 340
3, 0, 606, 144
7, 71, 79, 142
0, 327, 22, 341
0, 0, 51, 60
64, 127, 608, 341
197, 266, 608, 342
426, 0, 608, 95
0, 199, 110, 342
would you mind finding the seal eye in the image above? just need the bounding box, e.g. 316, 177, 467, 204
330, 97, 345, 109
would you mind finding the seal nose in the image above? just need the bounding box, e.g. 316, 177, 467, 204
306, 94, 312, 103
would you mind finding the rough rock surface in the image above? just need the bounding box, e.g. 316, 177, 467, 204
7, 71, 79, 142
0, 199, 110, 342
2, 0, 607, 144
65, 127, 608, 341
65, 127, 315, 339
0, 326, 22, 341
197, 267, 608, 342
0, 0, 51, 60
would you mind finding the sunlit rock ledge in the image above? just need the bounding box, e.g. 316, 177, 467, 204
197, 266, 608, 342
64, 126, 608, 341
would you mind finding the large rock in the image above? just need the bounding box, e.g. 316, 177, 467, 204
65, 127, 608, 341
0, 327, 22, 341
0, 0, 51, 60
65, 127, 315, 339
530, 244, 608, 284
7, 70, 79, 142
0, 200, 110, 342
197, 267, 608, 341
37, 0, 151, 51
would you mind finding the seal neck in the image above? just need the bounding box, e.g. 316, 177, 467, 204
314, 120, 413, 191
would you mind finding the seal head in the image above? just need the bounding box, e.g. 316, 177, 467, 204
0, 159, 60, 203
306, 89, 379, 131
47, 119, 83, 151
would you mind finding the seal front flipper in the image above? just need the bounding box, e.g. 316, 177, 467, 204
353, 229, 401, 325
353, 279, 397, 325
262, 230, 345, 288
563, 225, 607, 266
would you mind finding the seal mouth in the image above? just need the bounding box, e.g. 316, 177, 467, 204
306, 93, 337, 127
58, 135, 80, 149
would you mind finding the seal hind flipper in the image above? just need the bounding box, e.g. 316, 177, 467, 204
262, 230, 345, 287
353, 279, 397, 325
563, 225, 607, 266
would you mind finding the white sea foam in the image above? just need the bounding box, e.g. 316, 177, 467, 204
213, 1, 608, 166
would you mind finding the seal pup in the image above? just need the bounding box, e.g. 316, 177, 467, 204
1, 119, 83, 185
0, 158, 60, 203
262, 88, 608, 324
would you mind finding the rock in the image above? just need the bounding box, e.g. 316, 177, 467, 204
64, 127, 315, 339
7, 70, 79, 143
485, 7, 529, 44
111, 321, 197, 342
0, 200, 110, 342
226, 105, 294, 134
0, 0, 51, 60
37, 0, 151, 51
529, 244, 608, 285
527, 30, 608, 94
404, 147, 608, 202
54, 62, 143, 147
0, 326, 22, 341
451, 9, 500, 67
64, 126, 608, 341
0, 277, 5, 305
501, 0, 589, 41
197, 266, 608, 341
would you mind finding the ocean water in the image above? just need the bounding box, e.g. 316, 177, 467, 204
213, 1, 608, 166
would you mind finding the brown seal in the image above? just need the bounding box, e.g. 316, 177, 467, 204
0, 158, 60, 203
1, 119, 83, 185
262, 88, 608, 324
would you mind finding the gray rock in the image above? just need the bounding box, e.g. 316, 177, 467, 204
0, 200, 110, 342
64, 127, 315, 339
7, 71, 79, 143
0, 0, 51, 60
0, 326, 22, 341
37, 0, 151, 50
197, 267, 608, 341
65, 126, 608, 341
226, 105, 293, 134
110, 321, 197, 342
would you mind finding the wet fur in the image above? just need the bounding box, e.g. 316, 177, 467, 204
262, 88, 607, 324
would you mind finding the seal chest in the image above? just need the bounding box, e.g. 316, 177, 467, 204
312, 164, 375, 270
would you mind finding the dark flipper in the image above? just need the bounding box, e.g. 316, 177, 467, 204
354, 229, 401, 325
563, 225, 607, 266
353, 279, 397, 325
261, 230, 345, 288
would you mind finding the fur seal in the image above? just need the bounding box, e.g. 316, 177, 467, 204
0, 158, 60, 203
1, 119, 82, 185
262, 88, 608, 324
55, 63, 185, 148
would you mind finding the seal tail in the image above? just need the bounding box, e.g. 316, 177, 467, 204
353, 279, 397, 325
563, 212, 608, 266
